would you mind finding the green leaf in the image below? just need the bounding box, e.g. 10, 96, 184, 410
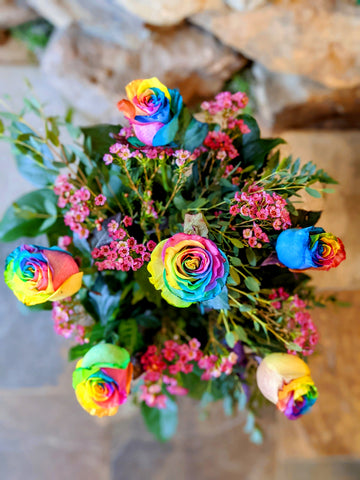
0, 188, 58, 241
244, 276, 260, 292
238, 114, 286, 170
234, 325, 249, 342
118, 318, 141, 355
290, 209, 322, 228
285, 342, 303, 352
88, 277, 121, 325
305, 187, 322, 198
141, 397, 178, 442
225, 331, 236, 348
245, 248, 257, 266
179, 369, 207, 400
223, 396, 234, 416
250, 427, 263, 444
68, 343, 92, 361
228, 237, 244, 248
81, 124, 121, 156
230, 256, 242, 267
229, 266, 241, 285
182, 117, 208, 152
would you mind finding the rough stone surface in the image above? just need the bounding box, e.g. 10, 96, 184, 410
0, 31, 33, 64
191, 1, 360, 89
225, 0, 267, 11
0, 0, 37, 28
28, 0, 149, 48
279, 130, 360, 291
41, 23, 245, 122
116, 0, 222, 26
252, 64, 360, 130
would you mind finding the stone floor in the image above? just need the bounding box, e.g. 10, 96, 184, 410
0, 65, 360, 479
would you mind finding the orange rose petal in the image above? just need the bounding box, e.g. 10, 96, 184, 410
117, 99, 136, 119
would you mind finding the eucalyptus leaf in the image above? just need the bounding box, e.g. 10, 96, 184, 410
141, 397, 178, 442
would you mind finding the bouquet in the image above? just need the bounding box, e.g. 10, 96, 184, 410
0, 77, 345, 442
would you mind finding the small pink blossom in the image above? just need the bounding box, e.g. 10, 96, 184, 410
94, 194, 106, 206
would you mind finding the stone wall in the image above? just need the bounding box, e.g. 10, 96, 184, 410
1, 0, 359, 128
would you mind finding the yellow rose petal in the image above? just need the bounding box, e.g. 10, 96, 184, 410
138, 77, 171, 101
125, 79, 143, 101
48, 272, 83, 302
147, 240, 167, 291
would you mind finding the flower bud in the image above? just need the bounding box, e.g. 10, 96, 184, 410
256, 353, 318, 419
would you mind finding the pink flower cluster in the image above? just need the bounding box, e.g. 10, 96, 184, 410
231, 185, 291, 248
104, 129, 204, 167
223, 165, 243, 186
91, 218, 156, 272
201, 91, 249, 116
139, 339, 238, 409
270, 289, 319, 356
204, 131, 238, 160
52, 298, 93, 344
54, 175, 107, 239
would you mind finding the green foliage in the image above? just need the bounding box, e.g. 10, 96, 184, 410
141, 397, 178, 442
81, 124, 121, 156
118, 318, 142, 355
88, 277, 122, 325
0, 189, 58, 241
237, 114, 286, 170
11, 19, 53, 53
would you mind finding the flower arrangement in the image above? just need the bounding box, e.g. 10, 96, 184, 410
0, 77, 345, 442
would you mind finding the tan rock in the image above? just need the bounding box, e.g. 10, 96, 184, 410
28, 0, 149, 47
0, 0, 37, 28
116, 0, 222, 26
41, 23, 245, 122
252, 64, 360, 130
191, 1, 360, 89
225, 0, 267, 11
0, 31, 33, 64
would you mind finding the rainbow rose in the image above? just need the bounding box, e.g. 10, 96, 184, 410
256, 353, 318, 420
275, 226, 345, 270
147, 233, 229, 308
4, 244, 83, 306
117, 77, 208, 149
73, 344, 133, 417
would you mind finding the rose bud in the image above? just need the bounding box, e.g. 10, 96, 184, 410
73, 343, 133, 417
275, 226, 345, 270
256, 353, 318, 419
117, 77, 207, 148
4, 244, 83, 306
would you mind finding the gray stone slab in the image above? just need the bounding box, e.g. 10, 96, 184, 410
111, 399, 277, 480
278, 459, 360, 480
0, 387, 111, 480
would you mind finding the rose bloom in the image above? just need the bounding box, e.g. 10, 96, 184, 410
73, 344, 133, 417
4, 244, 83, 305
256, 353, 318, 420
147, 233, 229, 308
276, 226, 345, 271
